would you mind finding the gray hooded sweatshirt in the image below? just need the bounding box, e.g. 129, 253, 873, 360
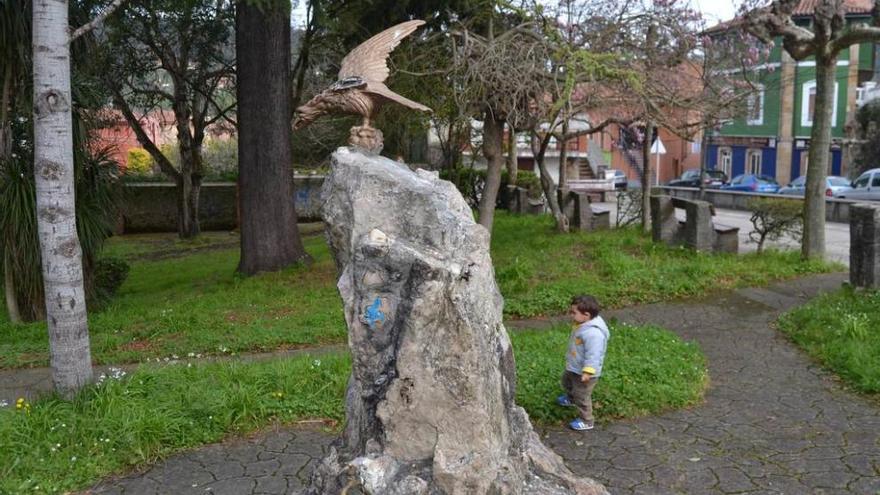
565, 316, 610, 377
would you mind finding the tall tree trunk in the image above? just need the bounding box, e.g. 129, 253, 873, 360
478, 112, 504, 231
176, 173, 201, 239
32, 0, 92, 397
506, 123, 517, 183
802, 54, 835, 260
558, 120, 569, 189
641, 120, 654, 233
236, 0, 309, 275
698, 127, 708, 200
534, 137, 569, 232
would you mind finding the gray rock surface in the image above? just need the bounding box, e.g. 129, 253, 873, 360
303, 147, 607, 494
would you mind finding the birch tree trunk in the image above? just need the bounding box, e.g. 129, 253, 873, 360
32, 0, 92, 396
477, 112, 504, 231
802, 54, 835, 260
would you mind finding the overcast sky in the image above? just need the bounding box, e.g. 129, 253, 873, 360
292, 1, 742, 29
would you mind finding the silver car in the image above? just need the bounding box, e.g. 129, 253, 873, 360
835, 168, 880, 201
778, 175, 852, 197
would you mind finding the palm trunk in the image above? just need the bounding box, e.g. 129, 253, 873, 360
802, 54, 834, 260
641, 120, 654, 233
4, 253, 22, 324
478, 112, 504, 231
1, 64, 12, 160
32, 0, 92, 397
236, 0, 309, 275
2, 65, 22, 324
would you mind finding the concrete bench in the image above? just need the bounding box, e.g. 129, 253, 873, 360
507, 186, 544, 215
653, 195, 739, 253
558, 189, 611, 231
850, 203, 880, 288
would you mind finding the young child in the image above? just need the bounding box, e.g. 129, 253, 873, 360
557, 295, 610, 431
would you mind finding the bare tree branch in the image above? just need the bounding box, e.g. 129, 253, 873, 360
70, 0, 127, 42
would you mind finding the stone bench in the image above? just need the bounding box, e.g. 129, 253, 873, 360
558, 189, 610, 231
505, 186, 543, 215
850, 203, 880, 288
653, 195, 739, 253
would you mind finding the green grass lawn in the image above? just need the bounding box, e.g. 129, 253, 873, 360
778, 287, 880, 394
0, 212, 839, 369
0, 321, 706, 493
492, 213, 839, 317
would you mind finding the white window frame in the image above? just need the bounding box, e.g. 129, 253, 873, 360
718, 147, 733, 176
746, 85, 765, 126
746, 149, 762, 175
801, 80, 839, 128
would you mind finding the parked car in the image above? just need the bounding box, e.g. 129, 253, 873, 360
721, 174, 780, 193
604, 169, 628, 190
835, 168, 880, 201
667, 169, 728, 188
778, 175, 852, 197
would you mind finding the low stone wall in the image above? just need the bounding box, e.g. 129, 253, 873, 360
657, 186, 856, 224
120, 176, 325, 233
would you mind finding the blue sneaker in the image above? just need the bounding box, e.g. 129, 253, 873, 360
556, 394, 574, 407
569, 418, 594, 431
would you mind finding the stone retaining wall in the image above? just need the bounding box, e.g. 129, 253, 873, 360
120, 177, 325, 233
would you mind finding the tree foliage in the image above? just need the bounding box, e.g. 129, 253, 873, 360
98, 0, 236, 238
853, 99, 880, 177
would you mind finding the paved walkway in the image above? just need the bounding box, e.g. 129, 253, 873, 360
82, 272, 880, 494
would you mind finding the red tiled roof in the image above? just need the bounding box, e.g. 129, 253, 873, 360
791, 0, 874, 15
704, 0, 875, 34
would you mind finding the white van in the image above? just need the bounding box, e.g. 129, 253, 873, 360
836, 168, 880, 201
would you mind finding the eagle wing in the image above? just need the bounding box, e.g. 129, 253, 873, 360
364, 82, 432, 113
338, 20, 425, 83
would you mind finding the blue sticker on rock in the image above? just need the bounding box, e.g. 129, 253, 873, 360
364, 297, 386, 330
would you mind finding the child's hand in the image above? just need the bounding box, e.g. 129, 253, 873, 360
580, 373, 593, 383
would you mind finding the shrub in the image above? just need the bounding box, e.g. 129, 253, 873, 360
440, 168, 541, 208
88, 257, 130, 308
746, 197, 803, 254
1, 118, 122, 321
125, 148, 153, 175
202, 138, 238, 180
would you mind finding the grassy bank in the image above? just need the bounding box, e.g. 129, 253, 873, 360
0, 212, 838, 368
0, 321, 706, 493
778, 287, 880, 394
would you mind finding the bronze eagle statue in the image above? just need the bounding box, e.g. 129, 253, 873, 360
292, 20, 432, 141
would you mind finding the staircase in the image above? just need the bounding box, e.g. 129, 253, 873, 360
619, 145, 645, 182
576, 158, 594, 180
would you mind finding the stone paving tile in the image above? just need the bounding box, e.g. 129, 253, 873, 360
84, 274, 880, 494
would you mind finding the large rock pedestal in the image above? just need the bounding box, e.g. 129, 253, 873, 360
304, 147, 607, 495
